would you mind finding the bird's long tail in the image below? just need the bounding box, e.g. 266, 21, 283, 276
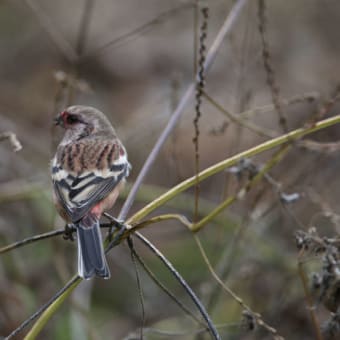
76, 213, 110, 279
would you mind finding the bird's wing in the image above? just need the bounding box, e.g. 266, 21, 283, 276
51, 141, 131, 222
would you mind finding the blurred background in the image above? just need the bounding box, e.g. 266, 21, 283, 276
1, 0, 340, 339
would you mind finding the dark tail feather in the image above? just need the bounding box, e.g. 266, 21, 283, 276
76, 214, 110, 280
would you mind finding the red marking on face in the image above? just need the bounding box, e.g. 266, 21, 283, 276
57, 111, 81, 128
119, 147, 125, 156
58, 111, 69, 127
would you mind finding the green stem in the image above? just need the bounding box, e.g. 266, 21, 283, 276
24, 277, 81, 340
128, 114, 340, 224
191, 145, 289, 232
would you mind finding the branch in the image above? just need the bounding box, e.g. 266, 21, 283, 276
134, 232, 221, 340
239, 91, 319, 119
85, 3, 193, 58
127, 114, 340, 224
129, 244, 205, 326
118, 0, 250, 220
76, 0, 94, 56
6, 276, 81, 339
23, 0, 77, 62
191, 145, 289, 232
0, 229, 64, 254
194, 235, 283, 339
203, 91, 278, 138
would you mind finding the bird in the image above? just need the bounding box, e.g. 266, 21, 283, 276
51, 105, 131, 279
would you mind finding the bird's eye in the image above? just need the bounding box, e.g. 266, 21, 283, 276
66, 114, 79, 124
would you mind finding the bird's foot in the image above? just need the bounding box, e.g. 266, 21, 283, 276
63, 224, 76, 241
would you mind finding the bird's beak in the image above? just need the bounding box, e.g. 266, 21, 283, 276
54, 115, 63, 127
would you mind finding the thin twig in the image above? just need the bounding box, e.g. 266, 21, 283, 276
134, 232, 221, 340
0, 229, 65, 254
5, 276, 81, 339
298, 140, 340, 154
239, 92, 319, 118
130, 245, 205, 326
129, 322, 238, 338
193, 235, 283, 339
258, 0, 287, 133
23, 0, 77, 62
191, 145, 290, 232
0, 224, 112, 255
127, 237, 145, 339
205, 219, 246, 312
119, 0, 250, 221
84, 3, 193, 58
203, 91, 278, 138
313, 84, 340, 122
76, 0, 95, 56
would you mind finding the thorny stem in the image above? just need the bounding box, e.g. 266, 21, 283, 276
193, 6, 209, 223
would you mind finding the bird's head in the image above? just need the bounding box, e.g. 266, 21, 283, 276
54, 105, 116, 142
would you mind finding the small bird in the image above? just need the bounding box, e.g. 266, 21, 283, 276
51, 106, 131, 279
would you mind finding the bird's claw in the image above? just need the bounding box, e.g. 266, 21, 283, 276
63, 224, 76, 241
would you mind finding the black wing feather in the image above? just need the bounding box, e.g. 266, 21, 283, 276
53, 164, 129, 222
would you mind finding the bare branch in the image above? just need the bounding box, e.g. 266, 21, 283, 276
194, 234, 284, 339
76, 0, 95, 56
5, 276, 81, 339
258, 0, 287, 133
119, 0, 250, 221
84, 3, 193, 58
130, 245, 205, 326
193, 6, 209, 223
23, 0, 77, 62
134, 231, 221, 340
